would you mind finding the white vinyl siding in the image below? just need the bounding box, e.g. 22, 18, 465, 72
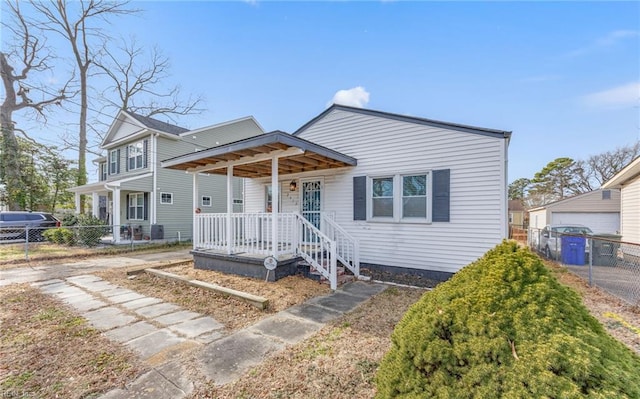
621, 178, 640, 244
244, 109, 508, 274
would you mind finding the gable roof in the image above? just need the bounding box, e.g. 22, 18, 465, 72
602, 156, 640, 189
294, 104, 512, 139
126, 111, 189, 135
527, 189, 618, 212
161, 130, 357, 178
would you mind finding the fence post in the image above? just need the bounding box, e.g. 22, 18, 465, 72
24, 225, 30, 261
588, 236, 593, 286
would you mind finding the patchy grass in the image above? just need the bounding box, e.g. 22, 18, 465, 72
0, 284, 143, 398
0, 241, 192, 270
97, 263, 331, 331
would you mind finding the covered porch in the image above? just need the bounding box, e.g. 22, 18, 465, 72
162, 131, 359, 289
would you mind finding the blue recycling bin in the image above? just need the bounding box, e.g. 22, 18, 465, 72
561, 236, 586, 265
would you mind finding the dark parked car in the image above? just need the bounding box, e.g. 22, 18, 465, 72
0, 211, 60, 241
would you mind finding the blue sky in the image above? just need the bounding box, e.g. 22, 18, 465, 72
7, 1, 640, 183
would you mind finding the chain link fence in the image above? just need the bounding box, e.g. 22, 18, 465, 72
0, 223, 193, 262
528, 227, 640, 307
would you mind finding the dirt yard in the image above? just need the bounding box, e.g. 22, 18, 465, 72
1, 252, 639, 398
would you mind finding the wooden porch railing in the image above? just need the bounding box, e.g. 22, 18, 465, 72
193, 212, 355, 290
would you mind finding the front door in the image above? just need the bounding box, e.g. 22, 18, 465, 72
301, 179, 322, 230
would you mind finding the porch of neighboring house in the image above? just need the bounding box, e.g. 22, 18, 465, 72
162, 131, 360, 290
68, 175, 158, 245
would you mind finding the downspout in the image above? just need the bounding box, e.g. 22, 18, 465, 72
151, 133, 158, 225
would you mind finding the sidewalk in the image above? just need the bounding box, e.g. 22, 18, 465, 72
0, 249, 193, 287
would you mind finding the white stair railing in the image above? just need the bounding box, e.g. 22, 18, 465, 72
294, 213, 337, 290
321, 213, 360, 277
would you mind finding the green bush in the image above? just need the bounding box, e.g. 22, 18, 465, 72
375, 241, 640, 398
43, 228, 75, 246
75, 214, 107, 247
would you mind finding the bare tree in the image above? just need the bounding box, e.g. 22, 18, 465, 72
93, 37, 203, 139
580, 142, 640, 188
0, 1, 69, 210
29, 0, 136, 212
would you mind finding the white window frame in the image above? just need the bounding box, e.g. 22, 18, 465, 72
109, 150, 118, 175
128, 192, 144, 220
127, 141, 145, 171
201, 195, 212, 207
368, 172, 431, 223
100, 162, 107, 181
265, 185, 282, 212
160, 192, 173, 205
401, 173, 428, 220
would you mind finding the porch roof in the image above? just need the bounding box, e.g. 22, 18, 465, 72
161, 131, 357, 178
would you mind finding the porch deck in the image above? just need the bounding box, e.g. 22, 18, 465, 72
191, 248, 304, 282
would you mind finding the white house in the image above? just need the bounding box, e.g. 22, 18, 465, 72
528, 189, 621, 234
602, 157, 640, 244
161, 104, 511, 288
69, 110, 264, 242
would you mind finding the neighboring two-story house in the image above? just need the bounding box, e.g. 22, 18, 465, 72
69, 110, 264, 242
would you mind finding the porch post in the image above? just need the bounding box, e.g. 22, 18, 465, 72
92, 193, 99, 218
193, 172, 199, 250
226, 165, 233, 255
271, 156, 279, 258
113, 187, 121, 244
74, 193, 81, 214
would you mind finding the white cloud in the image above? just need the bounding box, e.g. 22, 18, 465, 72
584, 82, 640, 108
328, 86, 370, 108
567, 29, 639, 57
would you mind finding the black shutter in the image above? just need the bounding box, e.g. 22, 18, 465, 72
125, 146, 129, 171
125, 194, 130, 220
143, 139, 148, 168
116, 149, 121, 174
143, 193, 149, 221
432, 169, 450, 222
353, 176, 366, 221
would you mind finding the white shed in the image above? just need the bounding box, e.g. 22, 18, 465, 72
528, 189, 621, 234
602, 157, 640, 244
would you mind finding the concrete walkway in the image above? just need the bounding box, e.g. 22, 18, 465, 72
18, 255, 388, 399
0, 249, 192, 286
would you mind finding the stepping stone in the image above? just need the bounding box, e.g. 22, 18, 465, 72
39, 282, 71, 294
105, 321, 158, 343
168, 316, 223, 338
75, 280, 119, 292
198, 330, 284, 385
121, 297, 163, 310
153, 310, 201, 326
247, 314, 322, 344
126, 329, 186, 359
52, 286, 87, 299
340, 281, 387, 298
101, 288, 135, 298
67, 275, 102, 284
135, 303, 181, 318
83, 306, 137, 330
285, 303, 342, 324
108, 292, 147, 304
68, 298, 108, 312
31, 279, 64, 287
98, 361, 192, 399
309, 292, 367, 313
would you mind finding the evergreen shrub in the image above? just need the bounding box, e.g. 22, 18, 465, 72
375, 241, 640, 398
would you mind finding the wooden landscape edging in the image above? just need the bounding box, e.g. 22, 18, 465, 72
143, 268, 269, 310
